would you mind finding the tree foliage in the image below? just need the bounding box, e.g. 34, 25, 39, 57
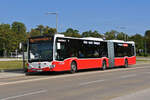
0, 22, 27, 56
62, 28, 81, 37
29, 25, 56, 37
82, 30, 102, 38
129, 34, 144, 54
116, 32, 126, 40
145, 30, 150, 53
105, 30, 118, 40
0, 21, 150, 56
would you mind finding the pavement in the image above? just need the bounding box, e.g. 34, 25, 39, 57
0, 62, 150, 100
136, 56, 150, 60
0, 58, 22, 61
0, 71, 25, 79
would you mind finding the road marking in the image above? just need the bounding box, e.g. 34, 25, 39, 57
0, 89, 47, 100
79, 80, 105, 86
120, 74, 136, 79
111, 88, 150, 100
144, 72, 150, 74
0, 63, 149, 86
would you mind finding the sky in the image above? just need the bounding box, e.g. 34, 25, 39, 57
0, 0, 150, 36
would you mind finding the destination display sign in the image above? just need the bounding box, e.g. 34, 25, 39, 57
30, 37, 52, 43
118, 43, 128, 47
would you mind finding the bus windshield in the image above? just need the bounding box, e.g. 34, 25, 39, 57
28, 41, 53, 62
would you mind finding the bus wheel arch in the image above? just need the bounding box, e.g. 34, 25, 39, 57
70, 60, 77, 73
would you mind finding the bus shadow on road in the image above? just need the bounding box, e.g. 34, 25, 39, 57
25, 66, 127, 76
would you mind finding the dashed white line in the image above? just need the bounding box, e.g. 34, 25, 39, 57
0, 89, 47, 100
111, 88, 150, 100
79, 79, 105, 86
120, 74, 137, 79
144, 72, 150, 74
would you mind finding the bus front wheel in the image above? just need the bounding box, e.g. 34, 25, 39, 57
70, 61, 77, 73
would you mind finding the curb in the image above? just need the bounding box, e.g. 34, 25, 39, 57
0, 69, 24, 73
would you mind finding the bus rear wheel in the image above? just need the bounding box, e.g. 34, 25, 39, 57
70, 61, 77, 73
102, 61, 106, 70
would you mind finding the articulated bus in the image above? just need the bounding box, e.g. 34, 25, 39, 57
27, 34, 136, 73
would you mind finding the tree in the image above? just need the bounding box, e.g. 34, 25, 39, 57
105, 30, 118, 40
36, 25, 44, 35
29, 28, 41, 37
117, 32, 125, 40
11, 22, 27, 50
29, 25, 56, 37
62, 28, 81, 37
129, 34, 144, 55
145, 30, 150, 54
12, 22, 26, 35
0, 24, 16, 56
43, 26, 56, 36
145, 30, 150, 38
82, 30, 102, 38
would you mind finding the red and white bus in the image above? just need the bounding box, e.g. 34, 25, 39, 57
27, 34, 136, 73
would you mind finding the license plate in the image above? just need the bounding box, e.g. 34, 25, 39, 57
37, 70, 43, 72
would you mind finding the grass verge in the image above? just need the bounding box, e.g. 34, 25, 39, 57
136, 59, 150, 64
136, 59, 150, 61
0, 60, 24, 70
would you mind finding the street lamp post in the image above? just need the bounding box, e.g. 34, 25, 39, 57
46, 12, 58, 34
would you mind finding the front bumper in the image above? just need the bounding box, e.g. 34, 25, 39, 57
28, 67, 51, 72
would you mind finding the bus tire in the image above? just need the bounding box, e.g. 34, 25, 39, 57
124, 59, 128, 68
70, 61, 77, 73
102, 60, 106, 70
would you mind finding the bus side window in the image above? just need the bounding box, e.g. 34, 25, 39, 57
78, 51, 84, 58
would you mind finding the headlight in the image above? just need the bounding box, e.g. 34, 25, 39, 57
28, 65, 32, 69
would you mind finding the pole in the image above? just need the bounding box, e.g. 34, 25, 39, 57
22, 43, 26, 72
56, 13, 58, 34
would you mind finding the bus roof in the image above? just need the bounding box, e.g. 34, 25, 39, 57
106, 40, 135, 44
54, 34, 104, 41
29, 34, 134, 44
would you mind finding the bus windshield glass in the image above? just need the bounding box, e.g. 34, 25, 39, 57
29, 39, 53, 62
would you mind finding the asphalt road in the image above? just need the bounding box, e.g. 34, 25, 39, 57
0, 63, 150, 100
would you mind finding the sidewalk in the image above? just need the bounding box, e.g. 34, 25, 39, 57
0, 70, 25, 79
136, 57, 150, 60
0, 58, 22, 61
